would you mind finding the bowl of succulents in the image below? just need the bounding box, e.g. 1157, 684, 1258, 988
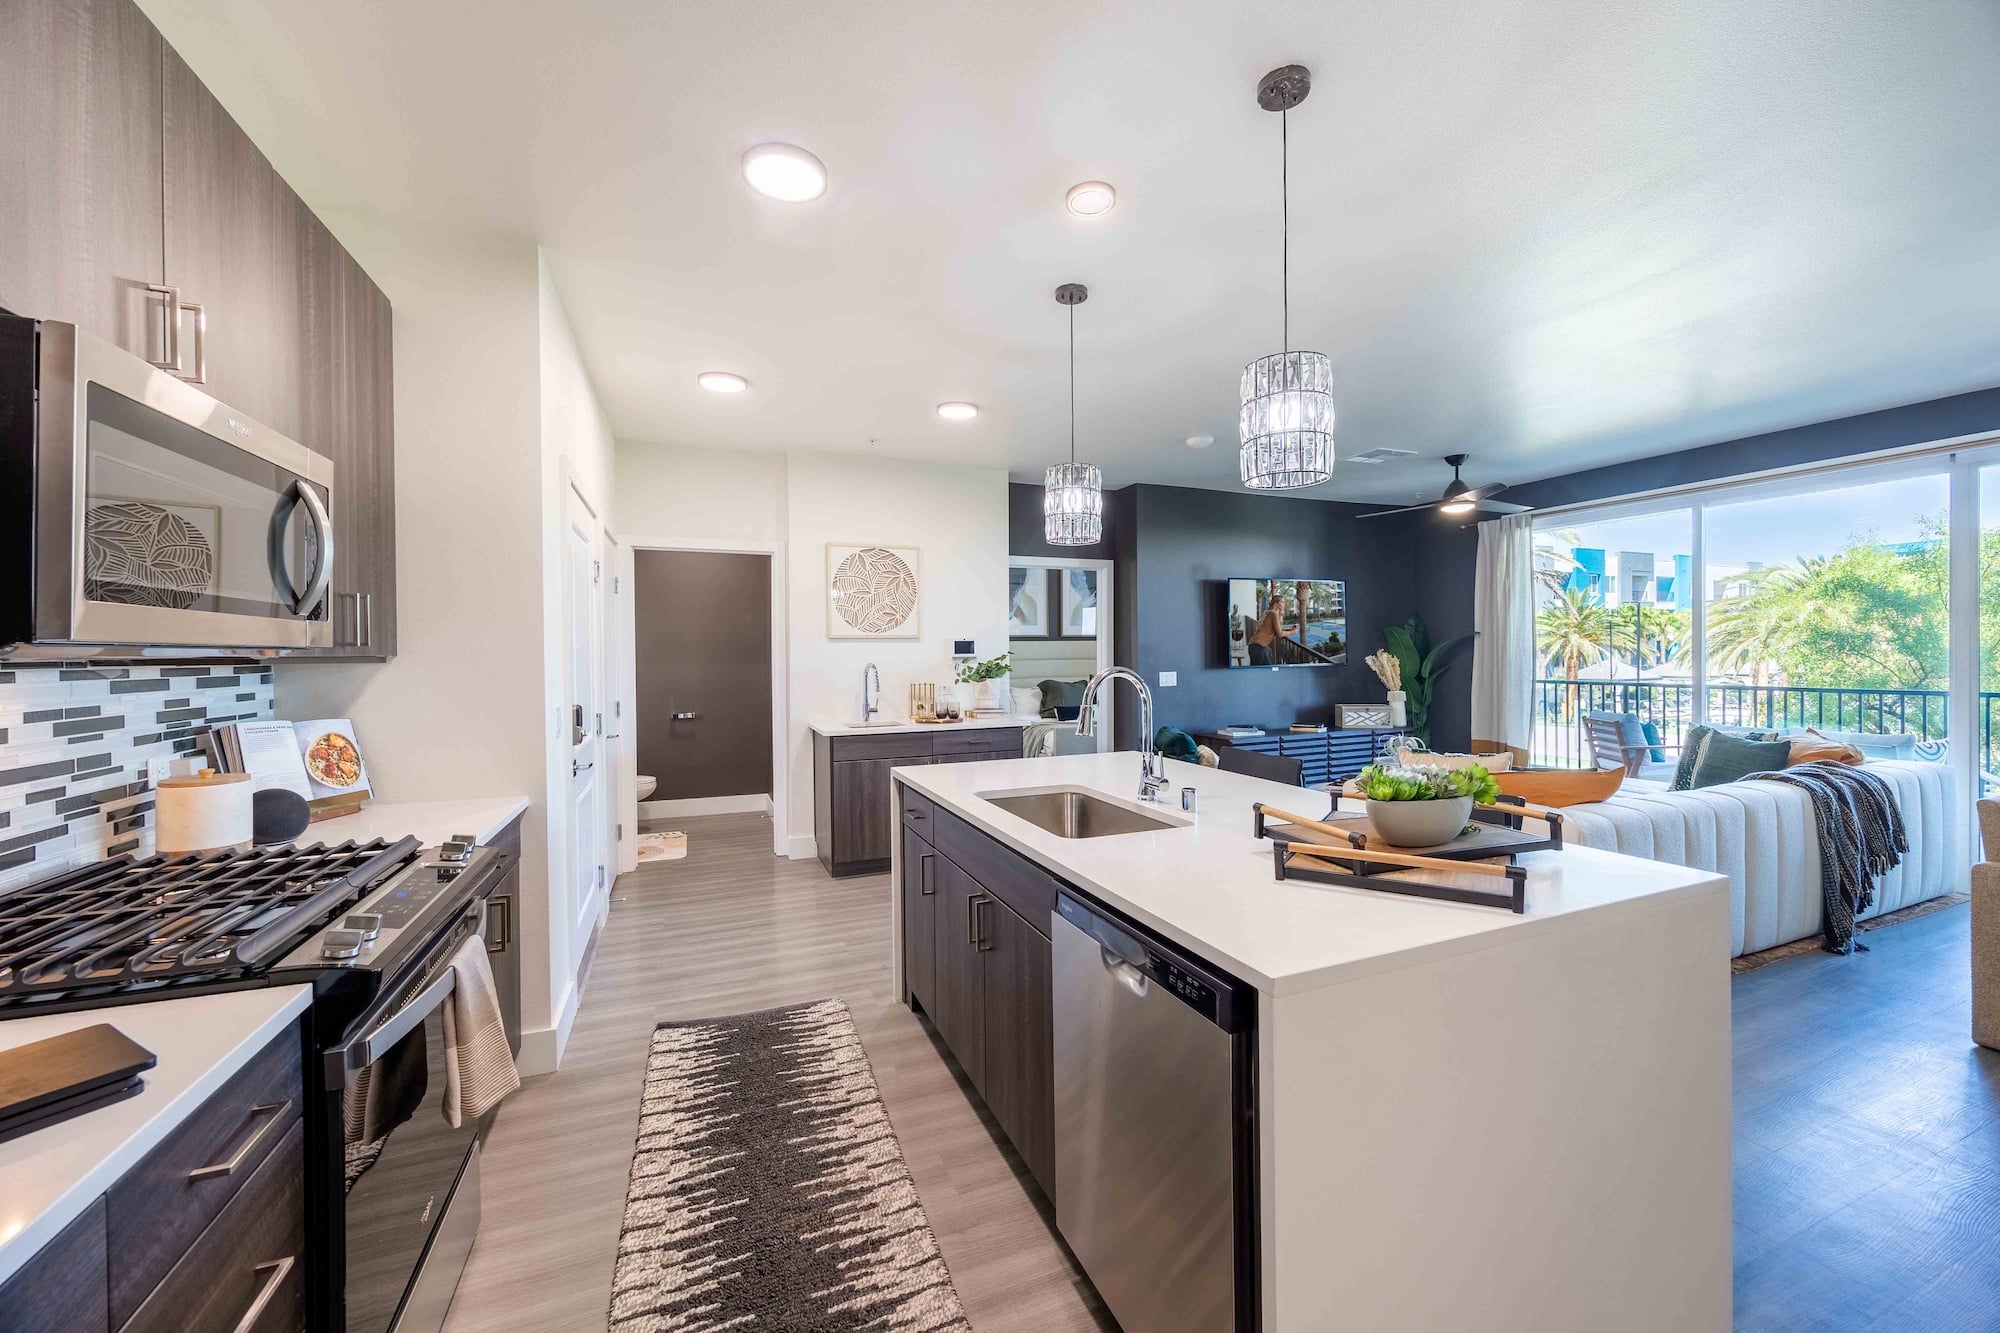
1352, 761, 1501, 848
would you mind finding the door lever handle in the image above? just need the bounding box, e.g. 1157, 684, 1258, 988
672, 711, 699, 720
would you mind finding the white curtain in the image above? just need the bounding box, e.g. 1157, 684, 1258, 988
1470, 513, 1535, 760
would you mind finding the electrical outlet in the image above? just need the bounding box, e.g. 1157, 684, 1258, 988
145, 756, 176, 783
1158, 670, 1178, 687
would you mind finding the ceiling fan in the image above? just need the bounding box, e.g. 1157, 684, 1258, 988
1360, 454, 1528, 519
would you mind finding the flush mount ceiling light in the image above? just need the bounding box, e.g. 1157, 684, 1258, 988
1045, 283, 1103, 547
1064, 180, 1117, 217
697, 370, 749, 393
1239, 64, 1336, 491
1185, 433, 1215, 449
936, 401, 979, 421
741, 142, 827, 202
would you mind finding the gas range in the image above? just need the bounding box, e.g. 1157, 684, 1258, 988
0, 834, 494, 1018
0, 833, 519, 1333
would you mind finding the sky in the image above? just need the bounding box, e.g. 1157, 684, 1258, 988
1539, 471, 1966, 569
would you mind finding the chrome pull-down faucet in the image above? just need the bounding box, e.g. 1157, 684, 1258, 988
862, 662, 881, 723
1077, 667, 1168, 803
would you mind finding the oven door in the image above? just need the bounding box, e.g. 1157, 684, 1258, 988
329, 905, 486, 1333
33, 321, 334, 650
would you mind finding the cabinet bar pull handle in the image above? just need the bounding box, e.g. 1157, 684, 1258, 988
230, 1255, 295, 1333
920, 853, 934, 895
144, 284, 181, 372
187, 1100, 291, 1181
179, 299, 207, 384
966, 892, 986, 947
360, 592, 372, 648
974, 895, 993, 951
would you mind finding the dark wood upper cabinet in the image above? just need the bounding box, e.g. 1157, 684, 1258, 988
301, 214, 397, 657
161, 44, 305, 440
0, 0, 165, 358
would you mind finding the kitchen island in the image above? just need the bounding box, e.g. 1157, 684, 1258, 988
892, 750, 1730, 1333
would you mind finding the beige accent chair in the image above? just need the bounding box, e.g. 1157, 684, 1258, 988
1976, 799, 2000, 1051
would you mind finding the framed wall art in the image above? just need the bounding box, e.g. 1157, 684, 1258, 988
826, 543, 921, 639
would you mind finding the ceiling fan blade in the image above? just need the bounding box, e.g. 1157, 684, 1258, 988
1358, 501, 1436, 518
1462, 481, 1510, 504
1475, 498, 1530, 514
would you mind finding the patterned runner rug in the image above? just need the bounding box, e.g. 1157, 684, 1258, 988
608, 998, 973, 1331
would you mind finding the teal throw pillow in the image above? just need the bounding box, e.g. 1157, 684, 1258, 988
1687, 731, 1794, 789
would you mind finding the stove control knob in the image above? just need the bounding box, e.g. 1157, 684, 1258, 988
343, 913, 383, 939
438, 838, 475, 864
321, 928, 366, 961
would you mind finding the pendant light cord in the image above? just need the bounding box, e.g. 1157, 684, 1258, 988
1068, 302, 1076, 464
1281, 107, 1290, 356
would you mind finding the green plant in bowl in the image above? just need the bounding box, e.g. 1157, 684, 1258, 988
1353, 761, 1498, 847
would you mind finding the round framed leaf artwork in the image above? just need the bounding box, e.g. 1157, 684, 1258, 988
826, 543, 920, 639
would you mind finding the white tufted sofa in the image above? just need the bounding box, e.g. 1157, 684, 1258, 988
1559, 760, 1956, 957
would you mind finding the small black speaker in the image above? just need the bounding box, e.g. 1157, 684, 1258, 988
252, 788, 312, 846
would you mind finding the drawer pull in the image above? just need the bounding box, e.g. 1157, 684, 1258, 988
188, 1101, 292, 1182
231, 1255, 295, 1333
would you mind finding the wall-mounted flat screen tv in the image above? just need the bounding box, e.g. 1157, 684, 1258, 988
1225, 577, 1347, 668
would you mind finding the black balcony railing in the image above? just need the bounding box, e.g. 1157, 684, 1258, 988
1531, 678, 1981, 775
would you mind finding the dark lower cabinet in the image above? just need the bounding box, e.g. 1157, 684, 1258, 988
0, 1197, 108, 1333
0, 1019, 306, 1333
901, 786, 1057, 1202
814, 728, 1021, 876
930, 854, 988, 1088
979, 892, 1056, 1196
901, 825, 939, 1015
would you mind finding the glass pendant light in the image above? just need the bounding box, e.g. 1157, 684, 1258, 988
1240, 65, 1335, 490
1044, 282, 1103, 545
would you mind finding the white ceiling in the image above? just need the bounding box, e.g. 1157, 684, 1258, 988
142, 0, 2000, 505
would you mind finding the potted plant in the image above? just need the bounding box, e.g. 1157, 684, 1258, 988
953, 651, 1012, 713
1353, 760, 1500, 848
1380, 615, 1474, 745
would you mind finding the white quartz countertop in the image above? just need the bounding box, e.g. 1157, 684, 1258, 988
296, 796, 530, 850
895, 751, 1727, 997
0, 986, 312, 1287
811, 715, 1036, 737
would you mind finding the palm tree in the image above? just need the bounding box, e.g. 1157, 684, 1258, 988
1706, 563, 1814, 688
1536, 589, 1612, 720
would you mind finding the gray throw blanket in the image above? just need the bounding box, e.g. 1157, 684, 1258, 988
1748, 761, 1908, 953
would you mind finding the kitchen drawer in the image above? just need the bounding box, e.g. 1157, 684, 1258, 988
828, 732, 932, 761
107, 1023, 301, 1326
0, 1197, 107, 1333
900, 787, 936, 841
932, 727, 1023, 756
120, 1119, 305, 1333
935, 808, 1057, 939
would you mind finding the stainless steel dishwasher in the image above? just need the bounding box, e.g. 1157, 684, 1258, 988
1053, 893, 1258, 1333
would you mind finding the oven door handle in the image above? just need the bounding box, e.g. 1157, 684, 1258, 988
328, 965, 457, 1080
291, 480, 334, 618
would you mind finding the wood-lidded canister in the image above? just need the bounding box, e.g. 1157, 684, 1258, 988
155, 770, 254, 854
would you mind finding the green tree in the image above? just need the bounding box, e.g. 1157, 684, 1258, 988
1535, 589, 1611, 719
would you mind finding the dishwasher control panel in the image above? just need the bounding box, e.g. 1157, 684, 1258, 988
1154, 958, 1218, 1023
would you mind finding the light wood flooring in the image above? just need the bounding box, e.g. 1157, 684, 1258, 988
441, 812, 1113, 1333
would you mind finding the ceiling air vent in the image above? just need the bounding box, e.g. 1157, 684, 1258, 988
1346, 448, 1418, 465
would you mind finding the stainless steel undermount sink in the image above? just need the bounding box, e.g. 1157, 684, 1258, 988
978, 787, 1188, 838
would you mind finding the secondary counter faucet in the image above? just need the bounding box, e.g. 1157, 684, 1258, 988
1076, 666, 1168, 803
861, 662, 881, 723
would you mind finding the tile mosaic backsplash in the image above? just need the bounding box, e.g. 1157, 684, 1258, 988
0, 663, 274, 893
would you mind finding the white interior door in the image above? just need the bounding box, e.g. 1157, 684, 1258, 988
564, 485, 605, 945
607, 535, 637, 874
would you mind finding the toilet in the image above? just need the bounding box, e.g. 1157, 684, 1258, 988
636, 775, 657, 802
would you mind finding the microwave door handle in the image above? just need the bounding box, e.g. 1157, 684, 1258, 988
292, 481, 335, 618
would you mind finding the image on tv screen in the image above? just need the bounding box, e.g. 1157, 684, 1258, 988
1226, 577, 1347, 668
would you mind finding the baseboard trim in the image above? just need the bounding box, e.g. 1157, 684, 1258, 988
516, 909, 605, 1076
640, 793, 772, 819
785, 833, 817, 861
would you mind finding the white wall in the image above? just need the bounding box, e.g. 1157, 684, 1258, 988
612, 444, 1010, 860
613, 440, 786, 545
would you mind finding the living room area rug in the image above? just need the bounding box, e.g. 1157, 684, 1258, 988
1730, 892, 1969, 975
608, 997, 972, 1332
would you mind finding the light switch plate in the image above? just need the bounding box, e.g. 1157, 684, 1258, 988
1158, 671, 1178, 687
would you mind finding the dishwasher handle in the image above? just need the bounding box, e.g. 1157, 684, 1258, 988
1100, 947, 1150, 998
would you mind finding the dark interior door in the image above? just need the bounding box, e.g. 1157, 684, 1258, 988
633, 549, 773, 800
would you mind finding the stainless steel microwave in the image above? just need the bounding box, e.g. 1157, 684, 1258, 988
0, 315, 334, 657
